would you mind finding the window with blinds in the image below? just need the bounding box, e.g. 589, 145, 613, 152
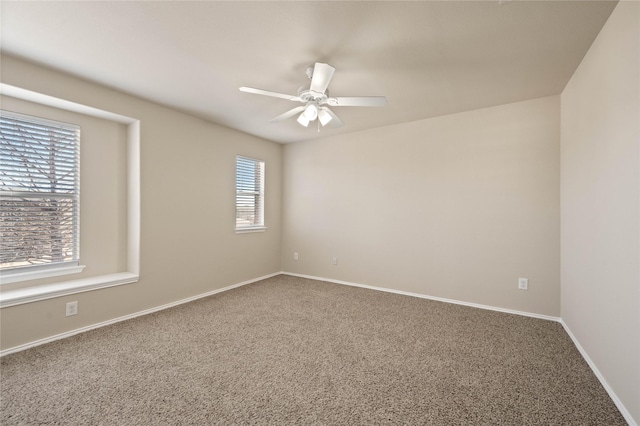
236, 155, 265, 231
0, 110, 81, 273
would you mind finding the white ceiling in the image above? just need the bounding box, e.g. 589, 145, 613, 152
1, 1, 616, 144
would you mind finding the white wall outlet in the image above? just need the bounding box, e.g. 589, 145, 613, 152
332, 256, 338, 266
518, 278, 528, 290
293, 252, 299, 261
66, 301, 78, 316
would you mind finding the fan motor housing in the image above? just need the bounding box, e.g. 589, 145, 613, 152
298, 87, 328, 104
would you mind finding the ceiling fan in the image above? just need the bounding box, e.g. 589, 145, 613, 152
239, 62, 387, 129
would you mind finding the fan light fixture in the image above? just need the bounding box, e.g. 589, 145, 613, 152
297, 102, 333, 128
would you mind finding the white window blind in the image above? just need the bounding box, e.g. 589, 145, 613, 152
236, 155, 265, 230
0, 110, 80, 273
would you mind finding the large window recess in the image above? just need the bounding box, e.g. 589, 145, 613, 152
0, 84, 140, 308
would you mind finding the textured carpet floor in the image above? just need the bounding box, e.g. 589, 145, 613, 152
1, 275, 626, 425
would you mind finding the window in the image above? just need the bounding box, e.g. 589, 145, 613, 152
0, 110, 81, 277
236, 155, 265, 232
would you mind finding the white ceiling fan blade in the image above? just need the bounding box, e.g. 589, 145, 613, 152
323, 107, 344, 128
240, 87, 301, 102
270, 106, 306, 123
309, 63, 335, 94
327, 96, 387, 107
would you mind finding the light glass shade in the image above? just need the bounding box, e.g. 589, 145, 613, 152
303, 103, 318, 120
297, 112, 310, 127
318, 108, 332, 126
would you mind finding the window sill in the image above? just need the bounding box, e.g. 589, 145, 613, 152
235, 226, 267, 234
0, 264, 86, 284
0, 272, 139, 308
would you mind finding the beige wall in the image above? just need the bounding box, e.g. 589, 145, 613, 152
282, 96, 560, 317
561, 1, 639, 423
0, 55, 283, 350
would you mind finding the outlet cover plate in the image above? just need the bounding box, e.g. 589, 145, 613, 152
518, 278, 528, 290
66, 301, 78, 316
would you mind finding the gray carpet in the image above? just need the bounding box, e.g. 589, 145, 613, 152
1, 275, 626, 425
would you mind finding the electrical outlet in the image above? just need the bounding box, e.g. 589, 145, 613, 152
293, 252, 299, 261
332, 256, 338, 266
518, 278, 528, 290
66, 301, 78, 316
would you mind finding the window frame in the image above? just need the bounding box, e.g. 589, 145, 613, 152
0, 110, 84, 282
235, 155, 266, 233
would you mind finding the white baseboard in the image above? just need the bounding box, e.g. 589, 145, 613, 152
0, 272, 280, 357
560, 319, 637, 426
282, 271, 561, 322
